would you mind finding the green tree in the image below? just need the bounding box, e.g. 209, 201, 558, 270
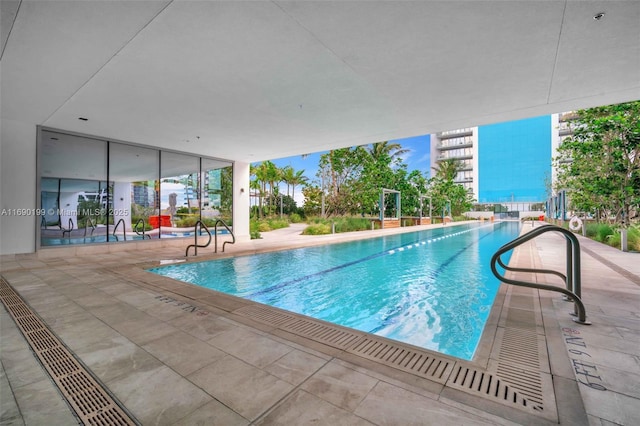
432, 158, 462, 181
317, 147, 368, 216
555, 101, 640, 227
289, 169, 308, 202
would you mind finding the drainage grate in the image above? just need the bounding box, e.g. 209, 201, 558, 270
498, 328, 542, 369
234, 303, 363, 350
495, 363, 544, 409
280, 318, 363, 349
448, 365, 543, 414
234, 304, 297, 327
0, 277, 138, 425
346, 336, 454, 383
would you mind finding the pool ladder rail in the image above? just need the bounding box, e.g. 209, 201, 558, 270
185, 219, 235, 256
134, 218, 152, 239
113, 218, 127, 241
490, 224, 591, 325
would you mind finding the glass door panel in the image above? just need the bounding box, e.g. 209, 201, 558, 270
109, 143, 160, 241
39, 131, 107, 246
160, 152, 200, 237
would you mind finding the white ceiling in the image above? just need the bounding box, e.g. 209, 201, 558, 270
2, 1, 639, 163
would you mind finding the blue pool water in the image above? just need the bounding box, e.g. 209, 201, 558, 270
149, 221, 520, 360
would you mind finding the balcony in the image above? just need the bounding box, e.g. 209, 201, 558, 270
436, 141, 473, 151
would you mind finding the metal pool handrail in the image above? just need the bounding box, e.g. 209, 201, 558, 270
214, 219, 235, 253
113, 218, 126, 241
490, 224, 591, 324
134, 218, 150, 239
83, 218, 96, 238
185, 220, 212, 256
61, 218, 74, 238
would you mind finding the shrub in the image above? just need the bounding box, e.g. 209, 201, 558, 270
289, 213, 303, 223
606, 226, 640, 251
302, 223, 332, 235
595, 223, 615, 243
176, 217, 199, 228
258, 221, 271, 232
333, 217, 371, 233
266, 218, 289, 230
250, 220, 261, 239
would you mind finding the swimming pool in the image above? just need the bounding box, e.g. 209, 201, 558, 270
149, 221, 521, 360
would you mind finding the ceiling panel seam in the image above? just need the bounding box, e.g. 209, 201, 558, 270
546, 0, 568, 105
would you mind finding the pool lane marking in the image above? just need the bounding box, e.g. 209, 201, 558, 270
247, 223, 498, 299
368, 226, 500, 334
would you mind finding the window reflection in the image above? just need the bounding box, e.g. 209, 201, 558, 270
40, 131, 108, 246
38, 128, 233, 246
109, 143, 160, 241
203, 158, 233, 227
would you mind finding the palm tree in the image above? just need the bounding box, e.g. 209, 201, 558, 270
290, 169, 308, 202
432, 158, 462, 181
251, 163, 268, 217
281, 166, 295, 197
369, 141, 410, 163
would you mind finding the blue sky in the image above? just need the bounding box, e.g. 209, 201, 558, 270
265, 134, 432, 189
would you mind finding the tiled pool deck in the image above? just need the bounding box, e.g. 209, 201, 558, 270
1, 221, 638, 425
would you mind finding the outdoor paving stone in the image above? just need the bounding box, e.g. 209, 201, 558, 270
301, 360, 379, 412
0, 309, 27, 355
264, 348, 328, 385
93, 281, 138, 296
560, 337, 640, 376
616, 326, 640, 343
74, 336, 163, 383
109, 312, 180, 345
580, 363, 640, 399
107, 365, 212, 426
169, 311, 239, 340
141, 297, 193, 321
73, 291, 122, 309
142, 330, 225, 376
172, 399, 249, 426
355, 380, 496, 425
51, 316, 122, 351
115, 288, 163, 310
254, 389, 374, 426
12, 378, 77, 426
1, 347, 47, 389
579, 382, 640, 425
187, 355, 294, 421
0, 363, 22, 425
91, 301, 149, 325
207, 327, 293, 369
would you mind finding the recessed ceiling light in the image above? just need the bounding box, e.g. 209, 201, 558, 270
78, 117, 88, 121
593, 12, 605, 21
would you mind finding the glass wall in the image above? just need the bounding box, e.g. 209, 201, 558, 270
160, 152, 200, 235
38, 128, 233, 247
109, 143, 160, 241
202, 157, 233, 226
40, 131, 109, 245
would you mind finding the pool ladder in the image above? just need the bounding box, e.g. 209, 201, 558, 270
134, 218, 151, 239
113, 218, 127, 241
185, 219, 235, 256
490, 224, 591, 324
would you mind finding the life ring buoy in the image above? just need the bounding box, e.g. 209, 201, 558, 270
569, 216, 582, 231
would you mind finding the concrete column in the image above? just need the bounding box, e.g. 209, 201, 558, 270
232, 161, 251, 242
0, 119, 37, 254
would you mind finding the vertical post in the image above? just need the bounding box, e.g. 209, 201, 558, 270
379, 190, 384, 229
621, 228, 628, 252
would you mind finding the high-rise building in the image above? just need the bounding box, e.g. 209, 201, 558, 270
430, 114, 567, 213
